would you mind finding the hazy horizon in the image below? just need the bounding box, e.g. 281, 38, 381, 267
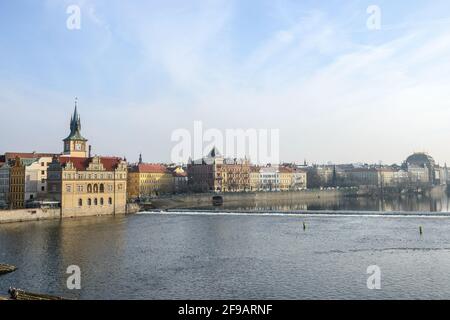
2, 1, 450, 165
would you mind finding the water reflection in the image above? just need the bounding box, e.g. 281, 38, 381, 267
187, 192, 450, 212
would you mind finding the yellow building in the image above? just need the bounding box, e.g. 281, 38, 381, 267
279, 166, 294, 191
249, 166, 261, 191
127, 159, 173, 200
47, 105, 128, 217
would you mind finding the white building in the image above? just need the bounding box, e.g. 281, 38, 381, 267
24, 156, 53, 203
259, 165, 280, 191
292, 169, 307, 190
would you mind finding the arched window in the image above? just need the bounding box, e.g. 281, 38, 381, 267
94, 198, 98, 205
78, 199, 83, 207
100, 198, 104, 205
87, 184, 92, 193
108, 197, 112, 205
87, 198, 92, 206
93, 184, 98, 193
100, 184, 104, 193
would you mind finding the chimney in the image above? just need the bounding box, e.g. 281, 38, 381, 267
88, 145, 92, 158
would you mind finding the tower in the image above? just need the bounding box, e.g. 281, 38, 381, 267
62, 98, 88, 158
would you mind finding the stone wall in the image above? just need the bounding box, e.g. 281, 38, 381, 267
61, 203, 127, 218
0, 208, 61, 224
0, 203, 140, 224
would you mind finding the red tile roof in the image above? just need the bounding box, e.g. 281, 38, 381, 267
58, 156, 123, 171
4, 152, 60, 161
129, 163, 170, 174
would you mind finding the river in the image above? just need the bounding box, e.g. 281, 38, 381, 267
1, 202, 450, 299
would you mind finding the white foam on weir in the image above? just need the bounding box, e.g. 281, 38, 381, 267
137, 210, 450, 219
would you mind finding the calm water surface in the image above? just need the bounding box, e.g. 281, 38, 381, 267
186, 192, 450, 212
1, 211, 450, 299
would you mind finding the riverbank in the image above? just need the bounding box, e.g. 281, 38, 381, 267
0, 203, 140, 224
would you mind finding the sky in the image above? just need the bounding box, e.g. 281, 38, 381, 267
2, 0, 450, 165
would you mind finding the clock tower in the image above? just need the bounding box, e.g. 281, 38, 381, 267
62, 99, 88, 158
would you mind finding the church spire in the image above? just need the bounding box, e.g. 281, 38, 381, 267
70, 97, 81, 134
64, 98, 87, 142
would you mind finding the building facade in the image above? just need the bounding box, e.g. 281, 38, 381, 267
259, 165, 279, 191
249, 166, 261, 191
46, 105, 128, 217
127, 161, 174, 200
24, 156, 54, 203
0, 163, 10, 208
292, 168, 307, 190
187, 147, 250, 193
279, 167, 294, 191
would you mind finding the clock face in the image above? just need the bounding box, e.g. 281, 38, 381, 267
75, 142, 82, 151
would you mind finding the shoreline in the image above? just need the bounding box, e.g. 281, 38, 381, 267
141, 209, 450, 218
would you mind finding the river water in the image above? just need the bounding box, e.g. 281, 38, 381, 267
1, 202, 450, 299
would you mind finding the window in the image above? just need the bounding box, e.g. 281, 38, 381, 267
66, 185, 72, 193
94, 198, 98, 205
108, 197, 112, 205
78, 199, 83, 207
77, 185, 83, 192
87, 184, 92, 193
100, 184, 104, 193
41, 171, 45, 175
94, 184, 99, 193
108, 185, 113, 192
100, 198, 104, 205
88, 198, 92, 206
41, 186, 45, 191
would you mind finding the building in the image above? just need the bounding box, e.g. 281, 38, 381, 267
345, 168, 379, 187
404, 153, 435, 185
171, 166, 188, 194
9, 157, 36, 209
259, 165, 279, 191
220, 158, 250, 192
279, 166, 294, 191
187, 147, 250, 192
292, 168, 307, 190
407, 165, 430, 185
62, 102, 89, 158
0, 163, 10, 208
24, 156, 54, 203
249, 166, 261, 191
127, 158, 174, 200
46, 105, 128, 217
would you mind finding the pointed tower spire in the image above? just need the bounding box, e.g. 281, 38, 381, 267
139, 153, 143, 164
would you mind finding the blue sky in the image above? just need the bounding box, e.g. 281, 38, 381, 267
2, 0, 450, 164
